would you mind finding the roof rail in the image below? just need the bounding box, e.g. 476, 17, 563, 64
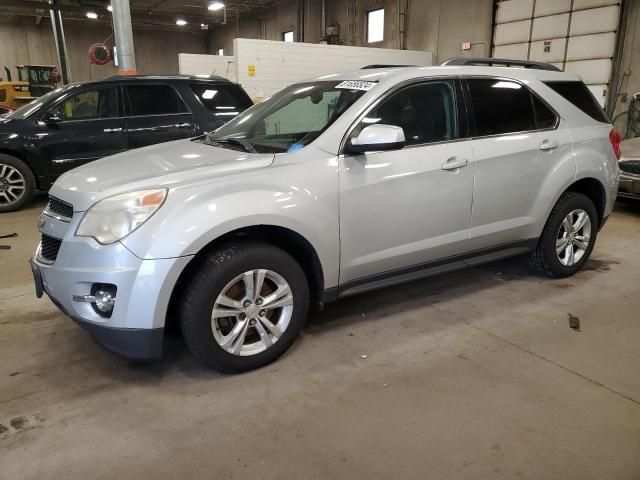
102, 74, 230, 82
441, 57, 561, 72
361, 64, 417, 69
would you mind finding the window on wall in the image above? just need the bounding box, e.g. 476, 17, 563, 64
367, 8, 384, 43
283, 31, 294, 42
218, 48, 224, 56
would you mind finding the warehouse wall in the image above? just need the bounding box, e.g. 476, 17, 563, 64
207, 0, 493, 63
613, 0, 640, 137
324, 0, 493, 60
0, 18, 208, 83
208, 0, 301, 55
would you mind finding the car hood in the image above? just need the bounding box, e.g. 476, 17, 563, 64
50, 138, 275, 211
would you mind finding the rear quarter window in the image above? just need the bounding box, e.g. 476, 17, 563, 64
189, 84, 253, 116
544, 81, 609, 123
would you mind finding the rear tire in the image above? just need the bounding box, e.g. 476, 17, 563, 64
529, 192, 598, 278
179, 242, 309, 373
0, 154, 36, 213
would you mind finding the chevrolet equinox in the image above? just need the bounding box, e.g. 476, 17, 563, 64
31, 59, 620, 372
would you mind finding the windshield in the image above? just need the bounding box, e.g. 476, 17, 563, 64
6, 85, 71, 120
204, 80, 372, 153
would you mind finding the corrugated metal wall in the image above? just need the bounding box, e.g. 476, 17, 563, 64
492, 0, 622, 106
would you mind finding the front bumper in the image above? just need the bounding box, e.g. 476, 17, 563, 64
32, 231, 191, 361
34, 270, 164, 361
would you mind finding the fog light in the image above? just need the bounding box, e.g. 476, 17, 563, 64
94, 289, 115, 313
72, 284, 117, 318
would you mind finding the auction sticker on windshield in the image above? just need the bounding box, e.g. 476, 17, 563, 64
335, 80, 378, 91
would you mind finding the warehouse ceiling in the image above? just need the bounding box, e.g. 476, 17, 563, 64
0, 0, 277, 30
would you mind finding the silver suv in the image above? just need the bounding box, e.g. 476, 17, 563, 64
31, 59, 620, 372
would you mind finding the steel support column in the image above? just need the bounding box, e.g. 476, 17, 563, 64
49, 0, 70, 84
112, 0, 137, 75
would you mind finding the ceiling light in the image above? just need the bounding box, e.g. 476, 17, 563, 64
208, 1, 225, 11
107, 5, 112, 12
176, 19, 187, 26
86, 11, 98, 19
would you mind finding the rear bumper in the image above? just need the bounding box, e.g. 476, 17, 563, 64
618, 171, 640, 199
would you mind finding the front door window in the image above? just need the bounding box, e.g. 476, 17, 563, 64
48, 88, 119, 121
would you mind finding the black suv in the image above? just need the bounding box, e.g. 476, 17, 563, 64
0, 75, 253, 212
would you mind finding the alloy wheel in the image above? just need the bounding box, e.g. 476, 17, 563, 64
0, 163, 26, 207
556, 209, 592, 266
211, 269, 294, 356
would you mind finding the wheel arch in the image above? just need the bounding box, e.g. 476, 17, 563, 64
0, 148, 41, 189
165, 224, 327, 333
564, 177, 606, 228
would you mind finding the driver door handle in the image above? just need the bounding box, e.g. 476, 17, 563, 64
103, 127, 123, 133
442, 157, 469, 171
539, 139, 559, 151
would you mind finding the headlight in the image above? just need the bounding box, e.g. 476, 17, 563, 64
76, 189, 167, 244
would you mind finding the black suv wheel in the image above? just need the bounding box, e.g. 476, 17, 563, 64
0, 154, 36, 213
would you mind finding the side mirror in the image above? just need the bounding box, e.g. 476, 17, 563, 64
43, 112, 62, 124
345, 124, 406, 154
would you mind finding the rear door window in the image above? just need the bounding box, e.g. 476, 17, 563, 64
125, 84, 188, 116
544, 81, 609, 123
189, 84, 252, 116
467, 79, 536, 136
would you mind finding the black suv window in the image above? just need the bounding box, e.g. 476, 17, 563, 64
126, 84, 188, 116
48, 87, 119, 121
544, 81, 609, 123
189, 84, 252, 115
467, 79, 537, 136
357, 80, 458, 146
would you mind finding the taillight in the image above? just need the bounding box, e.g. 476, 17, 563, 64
609, 129, 622, 160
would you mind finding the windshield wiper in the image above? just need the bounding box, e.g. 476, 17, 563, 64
205, 135, 257, 153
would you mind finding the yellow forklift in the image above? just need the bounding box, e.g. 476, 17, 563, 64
16, 64, 59, 96
0, 65, 59, 111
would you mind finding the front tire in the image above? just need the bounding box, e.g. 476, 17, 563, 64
179, 242, 310, 373
0, 154, 36, 213
530, 192, 599, 278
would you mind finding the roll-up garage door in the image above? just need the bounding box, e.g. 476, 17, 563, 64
491, 0, 622, 107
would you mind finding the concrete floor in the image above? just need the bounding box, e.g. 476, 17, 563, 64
1, 195, 640, 479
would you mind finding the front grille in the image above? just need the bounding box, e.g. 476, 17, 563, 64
620, 160, 640, 176
46, 196, 73, 219
39, 235, 62, 262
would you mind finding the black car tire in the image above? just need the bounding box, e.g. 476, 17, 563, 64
179, 242, 310, 373
0, 154, 36, 213
530, 192, 599, 278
